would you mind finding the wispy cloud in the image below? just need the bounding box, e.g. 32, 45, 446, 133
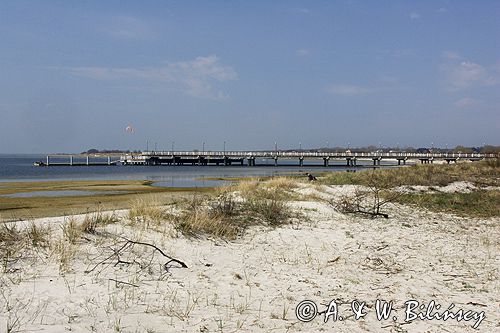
454, 97, 481, 109
326, 84, 373, 96
447, 61, 487, 89
437, 7, 447, 13
441, 54, 498, 90
296, 48, 310, 57
61, 55, 237, 100
326, 79, 403, 96
410, 12, 421, 20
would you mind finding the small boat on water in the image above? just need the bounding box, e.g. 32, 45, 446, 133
33, 161, 46, 166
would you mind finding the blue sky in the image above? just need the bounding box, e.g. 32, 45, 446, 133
0, 0, 499, 153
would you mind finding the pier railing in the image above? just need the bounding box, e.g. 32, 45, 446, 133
138, 151, 496, 159
38, 151, 497, 167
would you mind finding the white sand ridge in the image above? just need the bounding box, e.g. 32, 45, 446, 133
0, 184, 498, 332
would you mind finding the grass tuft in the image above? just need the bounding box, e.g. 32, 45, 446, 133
171, 177, 296, 239
1, 222, 51, 271
62, 217, 82, 244
26, 222, 51, 247
62, 208, 118, 243
174, 209, 239, 239
81, 209, 118, 234
396, 190, 500, 218
128, 196, 166, 228
172, 194, 240, 239
243, 194, 291, 226
52, 239, 76, 273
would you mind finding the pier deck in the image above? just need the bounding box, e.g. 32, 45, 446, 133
119, 151, 497, 167
37, 151, 497, 167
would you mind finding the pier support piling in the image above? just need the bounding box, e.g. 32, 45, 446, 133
347, 158, 357, 167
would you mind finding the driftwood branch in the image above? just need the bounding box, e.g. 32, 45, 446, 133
85, 237, 187, 275
119, 237, 188, 270
109, 278, 139, 287
329, 181, 402, 219
354, 208, 389, 219
85, 241, 132, 274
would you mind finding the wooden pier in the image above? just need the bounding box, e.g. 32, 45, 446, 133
36, 155, 120, 166
119, 151, 497, 167
36, 151, 497, 167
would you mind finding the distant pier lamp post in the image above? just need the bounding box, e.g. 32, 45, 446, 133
202, 141, 205, 154
171, 141, 175, 154
154, 142, 157, 153
275, 141, 278, 156
224, 141, 226, 155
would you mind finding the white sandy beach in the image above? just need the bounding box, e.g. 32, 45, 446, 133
1, 183, 498, 333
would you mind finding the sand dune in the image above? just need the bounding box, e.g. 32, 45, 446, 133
1, 183, 498, 332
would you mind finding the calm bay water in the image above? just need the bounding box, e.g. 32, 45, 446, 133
0, 154, 380, 187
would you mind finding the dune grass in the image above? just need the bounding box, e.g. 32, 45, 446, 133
322, 160, 500, 218
170, 192, 240, 239
170, 177, 297, 239
396, 190, 500, 218
1, 221, 52, 272
174, 206, 240, 239
61, 208, 119, 244
127, 195, 168, 228
321, 159, 500, 187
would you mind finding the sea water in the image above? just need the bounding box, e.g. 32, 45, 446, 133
0, 154, 390, 188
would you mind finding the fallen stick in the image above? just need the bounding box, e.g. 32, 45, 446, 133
109, 278, 139, 287
120, 237, 188, 270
